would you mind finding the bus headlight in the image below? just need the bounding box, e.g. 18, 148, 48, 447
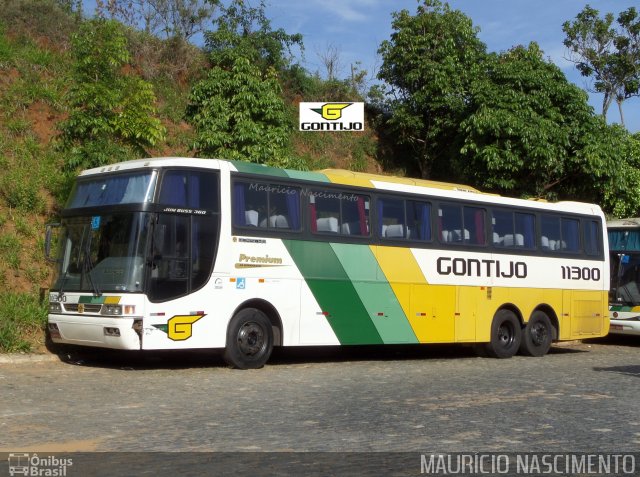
102, 304, 123, 316
101, 304, 136, 316
49, 302, 62, 313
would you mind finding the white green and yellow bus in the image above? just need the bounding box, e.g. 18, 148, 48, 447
608, 218, 640, 335
45, 157, 609, 368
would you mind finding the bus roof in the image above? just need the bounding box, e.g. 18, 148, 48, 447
607, 218, 640, 229
79, 157, 604, 217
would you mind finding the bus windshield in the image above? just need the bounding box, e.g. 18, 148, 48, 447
52, 213, 152, 294
608, 227, 640, 306
610, 252, 640, 306
66, 171, 156, 209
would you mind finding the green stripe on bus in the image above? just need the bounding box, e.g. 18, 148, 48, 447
330, 243, 418, 344
283, 240, 383, 345
227, 160, 289, 177
609, 305, 638, 312
228, 160, 329, 182
78, 296, 105, 304
283, 170, 330, 182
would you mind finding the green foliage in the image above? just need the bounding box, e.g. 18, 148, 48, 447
205, 0, 303, 72
377, 0, 487, 178
459, 44, 595, 196
187, 56, 292, 166
1, 0, 78, 47
0, 25, 12, 62
592, 128, 640, 217
0, 23, 67, 114
59, 18, 166, 171
455, 43, 640, 215
151, 75, 194, 123
187, 0, 305, 167
0, 233, 21, 270
0, 292, 48, 352
0, 121, 62, 213
0, 140, 48, 214
0, 175, 45, 212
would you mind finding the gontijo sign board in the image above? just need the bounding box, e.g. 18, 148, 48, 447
299, 102, 364, 131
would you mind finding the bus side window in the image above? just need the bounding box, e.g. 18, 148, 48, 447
379, 198, 406, 239
159, 170, 219, 211
561, 218, 580, 252
584, 220, 601, 256
515, 213, 535, 248
492, 210, 511, 247
541, 215, 561, 251
233, 181, 300, 230
407, 200, 431, 241
439, 204, 462, 243
440, 204, 483, 245
464, 206, 486, 245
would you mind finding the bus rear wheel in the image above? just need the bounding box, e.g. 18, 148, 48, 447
485, 310, 521, 358
519, 311, 553, 357
223, 308, 274, 369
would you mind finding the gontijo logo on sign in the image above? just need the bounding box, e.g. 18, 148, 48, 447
299, 102, 364, 131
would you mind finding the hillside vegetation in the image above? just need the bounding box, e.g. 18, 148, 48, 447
1, 0, 639, 352
0, 0, 381, 351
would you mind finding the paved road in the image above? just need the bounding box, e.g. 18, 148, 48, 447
0, 337, 639, 474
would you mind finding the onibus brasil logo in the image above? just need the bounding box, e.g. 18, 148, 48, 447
8, 453, 73, 476
299, 102, 364, 131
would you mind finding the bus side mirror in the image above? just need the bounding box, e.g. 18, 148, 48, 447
44, 223, 61, 262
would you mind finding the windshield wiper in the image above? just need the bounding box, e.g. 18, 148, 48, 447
56, 269, 70, 302
56, 227, 85, 301
82, 227, 102, 297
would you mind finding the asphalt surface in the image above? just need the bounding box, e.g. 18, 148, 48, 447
0, 336, 639, 475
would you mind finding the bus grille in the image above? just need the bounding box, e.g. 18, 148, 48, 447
64, 304, 102, 313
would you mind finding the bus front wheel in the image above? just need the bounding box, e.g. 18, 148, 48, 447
223, 308, 274, 369
485, 310, 521, 358
519, 311, 553, 357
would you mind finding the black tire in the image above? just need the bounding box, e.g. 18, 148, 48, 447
223, 308, 274, 369
485, 309, 522, 358
519, 311, 553, 357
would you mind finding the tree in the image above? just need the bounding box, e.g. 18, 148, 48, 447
59, 19, 166, 170
96, 0, 216, 41
563, 5, 640, 127
377, 0, 486, 179
317, 43, 343, 81
577, 127, 640, 217
458, 43, 640, 214
204, 0, 302, 72
186, 0, 301, 166
186, 56, 292, 165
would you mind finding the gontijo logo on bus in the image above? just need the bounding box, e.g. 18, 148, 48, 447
299, 102, 364, 131
153, 314, 205, 341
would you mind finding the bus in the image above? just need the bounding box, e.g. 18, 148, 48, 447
45, 157, 609, 368
608, 218, 640, 335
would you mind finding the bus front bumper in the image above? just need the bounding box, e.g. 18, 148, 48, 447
48, 314, 142, 350
609, 318, 640, 336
